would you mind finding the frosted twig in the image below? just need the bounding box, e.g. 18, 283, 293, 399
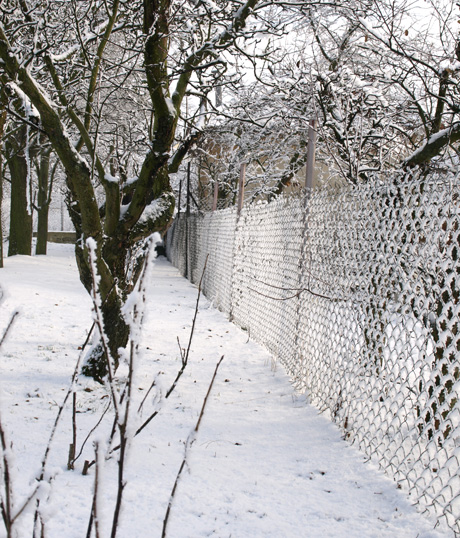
110, 234, 156, 538
86, 441, 102, 538
94, 441, 102, 538
86, 238, 120, 418
0, 312, 18, 351
0, 410, 13, 537
161, 355, 224, 538
135, 255, 209, 437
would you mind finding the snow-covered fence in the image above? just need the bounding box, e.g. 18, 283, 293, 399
1, 187, 74, 236
166, 168, 460, 535
45, 191, 74, 232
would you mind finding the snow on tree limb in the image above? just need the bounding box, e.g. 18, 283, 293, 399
404, 123, 460, 167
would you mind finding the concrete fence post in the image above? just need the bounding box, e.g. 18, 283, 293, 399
305, 118, 317, 195
212, 180, 218, 212
237, 163, 246, 215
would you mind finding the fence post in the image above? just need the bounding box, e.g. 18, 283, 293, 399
305, 119, 317, 195
61, 197, 65, 231
228, 163, 246, 322
293, 118, 317, 391
185, 162, 191, 279
178, 180, 182, 214
212, 179, 218, 212
237, 163, 246, 215
186, 162, 191, 217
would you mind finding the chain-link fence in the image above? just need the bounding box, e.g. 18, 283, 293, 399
1, 186, 74, 237
167, 168, 460, 535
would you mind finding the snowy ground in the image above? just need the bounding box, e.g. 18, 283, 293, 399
0, 243, 454, 538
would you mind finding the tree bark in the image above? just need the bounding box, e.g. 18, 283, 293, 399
6, 129, 33, 256
0, 157, 2, 269
36, 137, 51, 255
0, 99, 6, 268
404, 123, 460, 168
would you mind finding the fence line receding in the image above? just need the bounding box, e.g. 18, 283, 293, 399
166, 168, 460, 536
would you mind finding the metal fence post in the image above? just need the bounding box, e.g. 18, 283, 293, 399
305, 119, 317, 195
237, 163, 246, 215
212, 179, 218, 212
293, 119, 317, 390
186, 162, 191, 218
185, 162, 191, 279
229, 163, 246, 322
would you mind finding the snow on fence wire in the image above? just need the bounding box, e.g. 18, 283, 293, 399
166, 169, 460, 535
1, 190, 74, 235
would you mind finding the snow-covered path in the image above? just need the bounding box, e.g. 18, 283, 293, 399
0, 245, 453, 537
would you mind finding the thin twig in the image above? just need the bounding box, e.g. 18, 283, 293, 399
67, 392, 77, 470
86, 239, 120, 420
137, 379, 158, 414
194, 356, 224, 433
162, 355, 224, 538
248, 285, 336, 302
73, 403, 111, 467
183, 255, 209, 364
94, 442, 101, 538
0, 313, 17, 536
86, 441, 102, 538
135, 255, 209, 437
110, 235, 156, 538
0, 411, 13, 537
0, 311, 18, 350
177, 336, 185, 364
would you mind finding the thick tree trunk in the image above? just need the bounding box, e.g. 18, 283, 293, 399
80, 288, 130, 381
0, 107, 5, 269
69, 200, 132, 380
7, 138, 33, 256
77, 243, 132, 381
0, 158, 3, 269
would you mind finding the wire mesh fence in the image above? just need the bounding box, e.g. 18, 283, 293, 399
1, 187, 74, 237
166, 168, 460, 535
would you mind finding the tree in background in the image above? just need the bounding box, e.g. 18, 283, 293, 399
311, 0, 459, 175
4, 119, 35, 257
35, 133, 56, 255
213, 0, 459, 186
185, 82, 312, 207
0, 75, 58, 258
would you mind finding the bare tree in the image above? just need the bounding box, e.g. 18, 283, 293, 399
239, 0, 460, 184
0, 0, 292, 378
346, 0, 460, 170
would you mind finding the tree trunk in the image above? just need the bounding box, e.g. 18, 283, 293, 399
0, 90, 6, 268
0, 161, 3, 269
76, 239, 132, 381
7, 135, 33, 256
67, 188, 132, 380
36, 140, 51, 255
0, 113, 5, 269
